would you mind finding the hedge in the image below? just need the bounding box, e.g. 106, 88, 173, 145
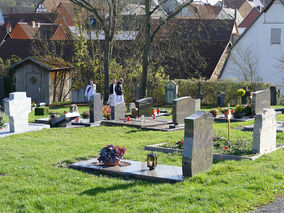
34, 107, 49, 116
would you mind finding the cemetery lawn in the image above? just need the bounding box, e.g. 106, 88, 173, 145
0, 125, 284, 212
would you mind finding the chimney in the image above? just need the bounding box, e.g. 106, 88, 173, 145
32, 21, 36, 28
234, 8, 237, 20
222, 0, 225, 8
6, 23, 12, 33
37, 22, 40, 28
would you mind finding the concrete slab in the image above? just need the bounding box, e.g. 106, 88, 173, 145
70, 158, 183, 183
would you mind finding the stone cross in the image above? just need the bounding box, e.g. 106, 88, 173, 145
196, 82, 203, 102
253, 108, 277, 154
182, 111, 213, 177
4, 92, 31, 133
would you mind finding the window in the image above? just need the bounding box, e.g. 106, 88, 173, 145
271, 28, 281, 44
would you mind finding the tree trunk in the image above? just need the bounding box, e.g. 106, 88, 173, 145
141, 0, 151, 98
104, 40, 110, 103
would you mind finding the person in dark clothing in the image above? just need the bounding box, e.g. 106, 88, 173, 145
107, 79, 117, 106
115, 78, 124, 104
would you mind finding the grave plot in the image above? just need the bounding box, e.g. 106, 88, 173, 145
71, 111, 214, 182
145, 108, 284, 161
101, 96, 200, 132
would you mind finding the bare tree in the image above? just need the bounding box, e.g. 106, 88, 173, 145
141, 0, 194, 97
70, 0, 126, 102
230, 45, 261, 83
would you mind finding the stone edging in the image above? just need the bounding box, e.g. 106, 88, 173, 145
144, 143, 284, 161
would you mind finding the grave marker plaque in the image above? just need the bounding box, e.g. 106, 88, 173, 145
111, 103, 125, 120
136, 97, 153, 117
252, 89, 270, 115
90, 93, 103, 123
165, 81, 178, 104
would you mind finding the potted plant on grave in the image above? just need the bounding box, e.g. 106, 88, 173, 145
98, 144, 126, 166
243, 105, 252, 116
209, 110, 217, 117
233, 104, 244, 119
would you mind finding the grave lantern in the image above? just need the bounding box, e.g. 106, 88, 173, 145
147, 153, 158, 170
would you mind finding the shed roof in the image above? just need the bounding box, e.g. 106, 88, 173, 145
9, 56, 73, 71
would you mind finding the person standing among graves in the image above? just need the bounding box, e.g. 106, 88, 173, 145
84, 80, 96, 102
107, 79, 117, 106
115, 78, 124, 104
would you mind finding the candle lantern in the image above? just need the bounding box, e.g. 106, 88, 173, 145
147, 153, 158, 170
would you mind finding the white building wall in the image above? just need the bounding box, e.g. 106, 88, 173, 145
0, 9, 4, 26
220, 0, 284, 93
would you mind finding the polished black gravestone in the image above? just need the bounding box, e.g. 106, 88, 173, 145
90, 93, 103, 123
182, 111, 213, 177
173, 96, 200, 126
270, 86, 280, 106
217, 91, 226, 107
252, 89, 271, 115
70, 158, 183, 183
135, 97, 153, 117
111, 103, 125, 120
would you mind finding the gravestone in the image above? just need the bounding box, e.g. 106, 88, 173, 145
89, 93, 103, 123
270, 86, 279, 106
72, 88, 86, 103
217, 92, 226, 107
165, 81, 178, 104
135, 87, 142, 101
252, 89, 271, 115
253, 108, 277, 154
182, 111, 213, 177
136, 97, 153, 117
173, 96, 200, 126
127, 102, 136, 113
70, 104, 78, 113
4, 92, 31, 133
111, 103, 125, 120
50, 112, 80, 128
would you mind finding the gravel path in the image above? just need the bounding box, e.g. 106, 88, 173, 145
255, 194, 284, 213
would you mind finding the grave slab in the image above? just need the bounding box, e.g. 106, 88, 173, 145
50, 112, 79, 128
214, 115, 254, 123
243, 121, 284, 133
70, 158, 183, 183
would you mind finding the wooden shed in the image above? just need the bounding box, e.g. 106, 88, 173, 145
10, 56, 73, 104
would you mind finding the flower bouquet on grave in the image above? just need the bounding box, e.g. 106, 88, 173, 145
233, 104, 244, 119
98, 144, 126, 166
103, 106, 111, 120
223, 109, 234, 118
176, 139, 184, 149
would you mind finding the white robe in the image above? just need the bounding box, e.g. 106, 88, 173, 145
107, 84, 116, 106
85, 84, 96, 102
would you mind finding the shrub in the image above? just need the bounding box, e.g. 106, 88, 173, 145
0, 111, 5, 129
234, 104, 244, 113
34, 107, 49, 116
243, 105, 252, 116
236, 89, 246, 97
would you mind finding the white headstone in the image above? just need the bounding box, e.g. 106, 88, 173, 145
4, 92, 31, 133
253, 108, 277, 154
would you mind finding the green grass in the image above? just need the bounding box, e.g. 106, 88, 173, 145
0, 122, 284, 211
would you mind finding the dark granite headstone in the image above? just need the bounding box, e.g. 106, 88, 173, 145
217, 92, 226, 107
173, 96, 200, 126
270, 86, 279, 106
90, 93, 103, 123
196, 82, 203, 103
135, 97, 153, 117
111, 103, 125, 120
135, 87, 141, 101
165, 81, 178, 104
182, 111, 213, 177
252, 89, 271, 115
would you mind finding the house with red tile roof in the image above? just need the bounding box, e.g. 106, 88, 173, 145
238, 7, 260, 34
35, 0, 71, 13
